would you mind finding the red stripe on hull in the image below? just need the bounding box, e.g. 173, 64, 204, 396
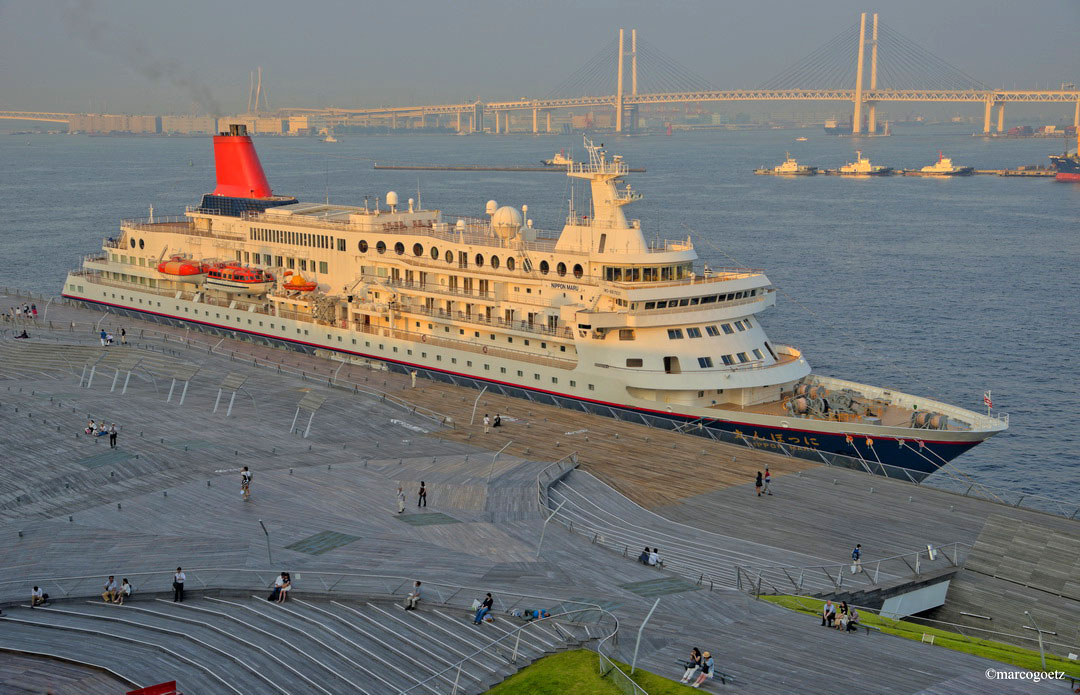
1055, 172, 1080, 181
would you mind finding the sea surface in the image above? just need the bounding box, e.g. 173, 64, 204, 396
1, 127, 1076, 500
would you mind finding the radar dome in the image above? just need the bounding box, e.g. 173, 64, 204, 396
386, 191, 399, 210
485, 200, 498, 215
492, 206, 523, 240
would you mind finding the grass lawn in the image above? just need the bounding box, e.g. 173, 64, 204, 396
761, 595, 1080, 678
483, 649, 703, 694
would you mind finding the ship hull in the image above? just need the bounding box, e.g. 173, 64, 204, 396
63, 291, 993, 482
1049, 154, 1080, 180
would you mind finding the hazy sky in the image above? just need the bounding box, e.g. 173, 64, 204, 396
1, 0, 1077, 114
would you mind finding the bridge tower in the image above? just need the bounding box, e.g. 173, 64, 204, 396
614, 28, 639, 133
852, 12, 867, 134
616, 29, 625, 133
867, 13, 879, 134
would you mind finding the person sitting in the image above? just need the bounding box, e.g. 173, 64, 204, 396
276, 573, 291, 603
31, 586, 48, 607
679, 647, 702, 683
846, 607, 860, 632
473, 592, 494, 625
96, 423, 108, 437
114, 579, 132, 605
835, 601, 850, 631
638, 546, 650, 564
821, 599, 836, 628
15, 330, 29, 339
268, 573, 285, 601
403, 580, 421, 611
648, 548, 664, 568
493, 414, 502, 427
105, 333, 114, 345
691, 651, 714, 688
101, 575, 118, 603
85, 419, 96, 435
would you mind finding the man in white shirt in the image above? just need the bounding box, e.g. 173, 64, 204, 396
31, 586, 48, 607
173, 567, 186, 602
648, 548, 662, 568
102, 576, 118, 603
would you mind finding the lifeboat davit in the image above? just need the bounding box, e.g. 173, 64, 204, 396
204, 264, 275, 295
283, 273, 318, 292
157, 258, 207, 280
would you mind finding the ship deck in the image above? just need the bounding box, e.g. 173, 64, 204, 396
715, 397, 919, 428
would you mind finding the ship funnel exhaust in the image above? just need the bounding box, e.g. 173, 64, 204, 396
212, 124, 272, 198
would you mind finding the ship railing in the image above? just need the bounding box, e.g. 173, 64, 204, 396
392, 303, 574, 339
733, 541, 971, 598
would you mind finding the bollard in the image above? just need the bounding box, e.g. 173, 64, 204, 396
17, 531, 22, 538
117, 503, 121, 510
110, 471, 114, 477
870, 487, 874, 494
833, 479, 838, 485
289, 468, 293, 475
163, 491, 167, 497
69, 516, 73, 523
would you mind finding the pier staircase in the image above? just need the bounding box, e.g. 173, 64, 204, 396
0, 594, 592, 694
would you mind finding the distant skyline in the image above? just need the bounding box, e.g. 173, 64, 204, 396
1, 0, 1077, 115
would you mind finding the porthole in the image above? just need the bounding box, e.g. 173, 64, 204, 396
573, 263, 583, 279
130, 238, 136, 248
376, 241, 386, 254
394, 242, 405, 255
491, 255, 500, 270
430, 246, 440, 260
139, 239, 145, 250
557, 262, 567, 277
539, 260, 549, 275
475, 253, 485, 267
507, 257, 516, 271
359, 240, 368, 253
413, 243, 423, 257
445, 250, 453, 263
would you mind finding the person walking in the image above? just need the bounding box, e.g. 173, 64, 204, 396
241, 466, 253, 501
172, 567, 186, 602
473, 592, 494, 624
851, 544, 862, 573
755, 471, 763, 497
31, 304, 37, 319
108, 423, 118, 448
483, 414, 490, 434
418, 481, 427, 508
396, 486, 406, 514
100, 329, 107, 347
120, 328, 127, 345
763, 466, 772, 495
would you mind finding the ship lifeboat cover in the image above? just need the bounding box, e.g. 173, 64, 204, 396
158, 259, 205, 276
283, 273, 317, 291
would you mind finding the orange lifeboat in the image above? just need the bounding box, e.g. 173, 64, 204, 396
283, 273, 317, 292
157, 257, 207, 279
205, 263, 275, 294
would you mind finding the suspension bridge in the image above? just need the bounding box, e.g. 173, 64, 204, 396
3, 12, 1077, 135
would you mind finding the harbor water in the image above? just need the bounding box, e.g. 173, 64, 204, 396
1, 127, 1076, 499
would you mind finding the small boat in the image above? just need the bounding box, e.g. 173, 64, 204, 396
205, 263, 275, 294
835, 151, 893, 176
542, 150, 573, 166
755, 152, 817, 176
795, 136, 808, 142
157, 257, 207, 280
904, 151, 974, 176
321, 134, 338, 143
282, 272, 318, 292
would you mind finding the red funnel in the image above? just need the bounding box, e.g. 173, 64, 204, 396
212, 125, 272, 198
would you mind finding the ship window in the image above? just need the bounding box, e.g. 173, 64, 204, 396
556, 262, 567, 277
626, 358, 643, 367
359, 240, 368, 252
539, 260, 549, 275
573, 264, 583, 279
644, 302, 655, 310
501, 367, 507, 373
697, 357, 714, 368
376, 241, 386, 254
474, 254, 484, 267
588, 384, 595, 391
722, 354, 734, 365
523, 340, 530, 346
619, 329, 635, 340
744, 318, 753, 328
491, 256, 500, 269
701, 295, 717, 304
722, 323, 734, 334
753, 348, 764, 360
735, 321, 745, 331
643, 267, 656, 282
737, 352, 749, 363
451, 358, 457, 364
667, 329, 684, 340
445, 250, 453, 263
394, 242, 405, 255
138, 239, 144, 249
431, 246, 439, 260
130, 238, 135, 248
413, 243, 423, 256
517, 370, 524, 377
706, 325, 720, 336
689, 297, 699, 305
506, 257, 515, 271
655, 301, 667, 309
560, 346, 566, 352
319, 262, 328, 274
287, 257, 295, 269
687, 327, 702, 338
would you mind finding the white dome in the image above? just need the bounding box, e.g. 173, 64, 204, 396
485, 199, 498, 215
492, 205, 522, 227
386, 191, 399, 208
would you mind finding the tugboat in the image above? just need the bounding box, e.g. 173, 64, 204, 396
904, 151, 974, 177
833, 151, 893, 176
61, 128, 1008, 481
1049, 131, 1080, 181
755, 153, 818, 176
542, 150, 573, 167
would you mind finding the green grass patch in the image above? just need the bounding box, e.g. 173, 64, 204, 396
761, 595, 1079, 678
483, 649, 701, 695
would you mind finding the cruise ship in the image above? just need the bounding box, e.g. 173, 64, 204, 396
62, 125, 1008, 480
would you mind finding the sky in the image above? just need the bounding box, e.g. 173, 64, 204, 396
0, 0, 1077, 115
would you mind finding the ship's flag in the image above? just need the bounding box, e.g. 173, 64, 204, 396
983, 391, 993, 408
